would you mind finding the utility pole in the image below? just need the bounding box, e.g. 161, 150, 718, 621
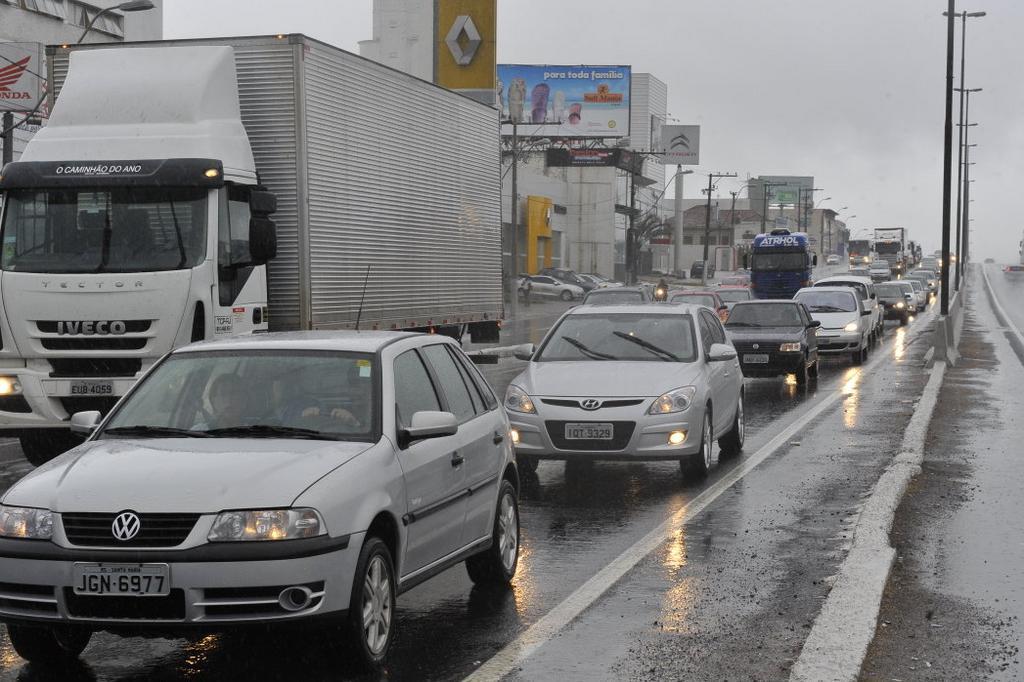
507, 120, 519, 320
759, 181, 787, 233
627, 167, 638, 284
963, 145, 973, 267
1, 111, 13, 166
940, 0, 955, 317
703, 172, 737, 285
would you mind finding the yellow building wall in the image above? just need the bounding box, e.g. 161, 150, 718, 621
526, 195, 553, 274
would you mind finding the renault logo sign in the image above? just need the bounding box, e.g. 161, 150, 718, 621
111, 511, 141, 541
445, 15, 482, 66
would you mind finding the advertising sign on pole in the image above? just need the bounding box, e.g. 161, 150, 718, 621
497, 64, 631, 138
756, 175, 814, 205
0, 42, 44, 113
661, 125, 700, 165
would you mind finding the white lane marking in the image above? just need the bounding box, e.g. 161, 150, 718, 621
982, 266, 1024, 346
465, 333, 920, 681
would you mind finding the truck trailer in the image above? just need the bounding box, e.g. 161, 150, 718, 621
0, 36, 503, 463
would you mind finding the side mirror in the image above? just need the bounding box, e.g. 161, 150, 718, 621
249, 190, 277, 215
707, 342, 737, 362
812, 254, 818, 266
70, 410, 102, 435
249, 217, 278, 264
400, 411, 458, 447
513, 344, 536, 361
861, 308, 872, 316
808, 320, 821, 328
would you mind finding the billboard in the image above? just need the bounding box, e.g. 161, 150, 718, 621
0, 42, 44, 113
435, 0, 496, 106
497, 64, 631, 138
754, 175, 814, 205
661, 125, 700, 165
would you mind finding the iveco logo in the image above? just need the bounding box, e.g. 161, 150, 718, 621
445, 15, 482, 66
580, 399, 601, 411
57, 321, 127, 335
111, 512, 141, 541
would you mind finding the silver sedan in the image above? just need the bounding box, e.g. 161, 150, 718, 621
506, 303, 745, 478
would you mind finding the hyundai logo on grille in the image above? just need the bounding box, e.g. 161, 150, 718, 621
581, 399, 601, 410
111, 511, 141, 541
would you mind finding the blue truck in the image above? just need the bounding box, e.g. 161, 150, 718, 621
748, 229, 817, 299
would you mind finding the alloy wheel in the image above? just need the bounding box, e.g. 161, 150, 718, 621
498, 492, 518, 572
361, 555, 393, 656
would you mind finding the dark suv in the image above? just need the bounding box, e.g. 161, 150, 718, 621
539, 268, 596, 292
689, 260, 716, 279
724, 300, 820, 384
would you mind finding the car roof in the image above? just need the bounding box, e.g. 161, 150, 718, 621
566, 303, 697, 316
175, 330, 421, 354
797, 286, 858, 296
730, 299, 800, 306
588, 286, 646, 293
817, 275, 870, 283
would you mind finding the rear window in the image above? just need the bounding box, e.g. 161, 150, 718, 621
794, 291, 859, 313
671, 293, 717, 307
725, 303, 804, 327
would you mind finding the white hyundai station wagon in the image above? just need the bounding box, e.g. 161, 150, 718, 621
0, 332, 519, 671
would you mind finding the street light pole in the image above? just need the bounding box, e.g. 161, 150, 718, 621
702, 172, 737, 285
961, 87, 981, 270
77, 0, 155, 43
963, 145, 977, 268
507, 120, 519, 319
940, 1, 956, 317
673, 166, 694, 277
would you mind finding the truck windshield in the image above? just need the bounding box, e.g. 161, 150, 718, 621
1, 187, 207, 273
875, 243, 900, 254
751, 252, 807, 271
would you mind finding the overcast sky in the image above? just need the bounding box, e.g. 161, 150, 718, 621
164, 0, 1022, 260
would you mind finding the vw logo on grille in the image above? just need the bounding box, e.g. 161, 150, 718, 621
111, 511, 141, 541
752, 343, 760, 350
580, 399, 601, 411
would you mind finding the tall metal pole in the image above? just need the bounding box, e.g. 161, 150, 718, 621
508, 121, 519, 320
673, 165, 684, 276
628, 169, 637, 284
961, 91, 976, 268
963, 143, 972, 268
1, 111, 13, 166
702, 173, 714, 286
940, 0, 955, 317
953, 12, 967, 291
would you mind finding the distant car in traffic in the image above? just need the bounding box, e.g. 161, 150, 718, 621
903, 278, 928, 309
906, 270, 938, 294
848, 267, 872, 280
689, 260, 716, 280
826, 254, 841, 265
724, 300, 820, 384
920, 257, 939, 272
0, 332, 520, 671
719, 275, 751, 287
716, 286, 754, 310
668, 290, 729, 322
506, 303, 744, 478
793, 286, 873, 364
813, 275, 883, 342
868, 260, 892, 282
888, 280, 920, 312
873, 282, 912, 325
582, 286, 652, 305
539, 268, 596, 292
581, 273, 624, 288
522, 275, 585, 301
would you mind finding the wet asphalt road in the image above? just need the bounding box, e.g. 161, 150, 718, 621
0, 267, 942, 681
863, 264, 1024, 681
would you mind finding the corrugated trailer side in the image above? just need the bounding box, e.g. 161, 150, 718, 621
300, 37, 502, 331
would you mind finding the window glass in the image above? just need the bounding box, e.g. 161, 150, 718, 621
422, 344, 476, 422
394, 350, 440, 428
726, 303, 806, 326
537, 313, 697, 363
445, 346, 485, 414
793, 291, 859, 313
451, 348, 499, 410
698, 315, 714, 353
703, 311, 726, 344
751, 252, 807, 271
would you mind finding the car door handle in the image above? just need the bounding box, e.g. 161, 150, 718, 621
450, 452, 465, 467
493, 432, 505, 445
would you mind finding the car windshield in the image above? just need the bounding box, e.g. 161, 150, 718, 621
671, 293, 717, 307
585, 291, 643, 304
1, 187, 207, 273
725, 304, 804, 327
794, 291, 858, 313
537, 313, 697, 362
751, 252, 807, 271
717, 289, 752, 303
102, 350, 378, 441
873, 284, 905, 298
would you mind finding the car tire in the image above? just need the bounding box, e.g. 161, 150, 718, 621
682, 409, 713, 479
466, 480, 520, 586
560, 290, 573, 301
899, 314, 907, 326
345, 536, 396, 671
718, 394, 744, 458
795, 355, 809, 386
19, 431, 81, 467
517, 455, 538, 474
808, 358, 820, 379
6, 625, 91, 664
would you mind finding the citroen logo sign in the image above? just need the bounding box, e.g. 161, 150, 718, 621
445, 15, 482, 66
111, 511, 141, 541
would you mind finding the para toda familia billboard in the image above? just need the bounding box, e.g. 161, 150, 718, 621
497, 65, 631, 138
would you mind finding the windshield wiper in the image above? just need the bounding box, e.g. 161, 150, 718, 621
203, 424, 342, 440
103, 425, 212, 438
561, 336, 618, 361
613, 331, 680, 361
809, 305, 847, 312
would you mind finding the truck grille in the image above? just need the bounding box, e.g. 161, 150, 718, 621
545, 420, 636, 451
64, 589, 185, 620
42, 338, 147, 351
35, 321, 152, 334
62, 513, 200, 547
49, 358, 141, 378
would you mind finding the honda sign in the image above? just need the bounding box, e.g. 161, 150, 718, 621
0, 43, 44, 113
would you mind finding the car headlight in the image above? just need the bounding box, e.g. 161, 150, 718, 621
648, 386, 697, 415
505, 385, 536, 414
0, 377, 22, 396
0, 505, 53, 540
896, 302, 905, 309
779, 342, 802, 352
844, 321, 859, 332
208, 508, 325, 542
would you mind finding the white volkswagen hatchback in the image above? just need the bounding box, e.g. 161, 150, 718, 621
506, 304, 744, 477
0, 332, 519, 671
